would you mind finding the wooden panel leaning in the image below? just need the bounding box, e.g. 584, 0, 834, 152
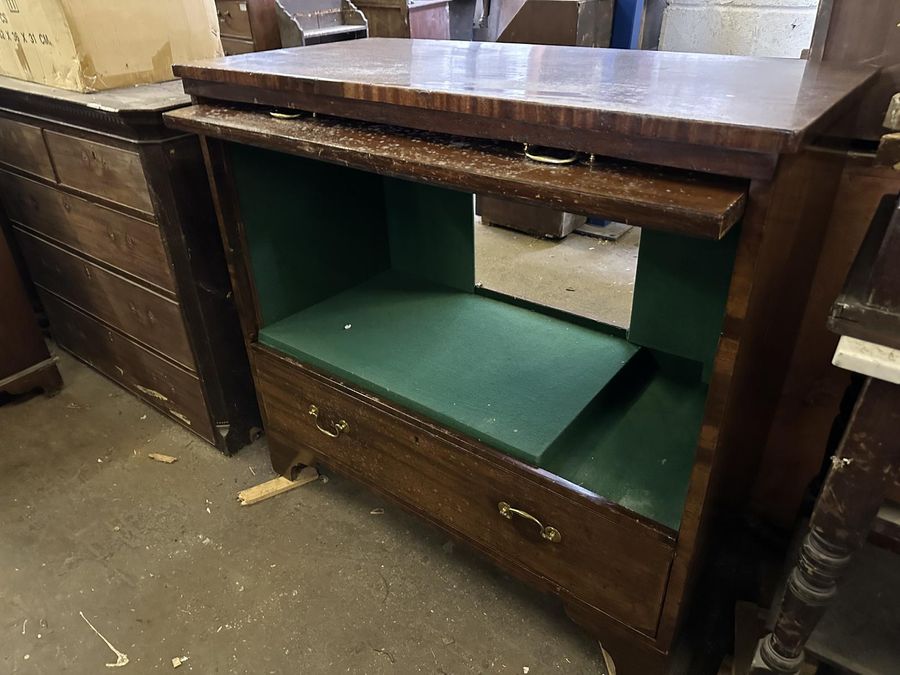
0, 76, 259, 453
167, 40, 877, 672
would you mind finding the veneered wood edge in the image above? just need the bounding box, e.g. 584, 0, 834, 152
179, 80, 780, 181
173, 62, 876, 155
165, 104, 748, 240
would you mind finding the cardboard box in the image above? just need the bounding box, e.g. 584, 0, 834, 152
0, 0, 222, 92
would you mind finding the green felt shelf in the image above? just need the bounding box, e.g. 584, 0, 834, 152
544, 352, 707, 529
260, 270, 640, 466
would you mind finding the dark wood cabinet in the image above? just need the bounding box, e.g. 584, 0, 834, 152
0, 223, 61, 398
0, 76, 259, 452
217, 0, 282, 55
354, 0, 451, 39
166, 39, 875, 671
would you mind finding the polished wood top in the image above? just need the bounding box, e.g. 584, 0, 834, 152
175, 38, 876, 153
165, 103, 747, 239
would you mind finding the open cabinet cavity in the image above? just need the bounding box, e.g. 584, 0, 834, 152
229, 142, 739, 531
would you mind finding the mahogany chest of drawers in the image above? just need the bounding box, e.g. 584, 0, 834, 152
166, 40, 876, 671
0, 76, 258, 452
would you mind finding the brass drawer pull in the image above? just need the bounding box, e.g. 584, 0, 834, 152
498, 501, 562, 543
308, 404, 350, 438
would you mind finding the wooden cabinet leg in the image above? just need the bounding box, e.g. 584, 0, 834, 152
750, 377, 900, 674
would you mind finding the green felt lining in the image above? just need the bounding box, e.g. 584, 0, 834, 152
544, 351, 707, 529
628, 226, 739, 379
260, 270, 640, 465
228, 143, 391, 325
230, 143, 735, 530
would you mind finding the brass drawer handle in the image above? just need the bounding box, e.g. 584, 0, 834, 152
498, 501, 562, 543
308, 404, 350, 438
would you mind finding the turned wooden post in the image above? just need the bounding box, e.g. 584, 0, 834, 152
750, 377, 900, 673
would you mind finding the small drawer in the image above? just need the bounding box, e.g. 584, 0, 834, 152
0, 117, 55, 180
42, 293, 215, 443
15, 229, 195, 370
44, 131, 154, 214
252, 345, 674, 636
217, 0, 253, 39
0, 171, 175, 292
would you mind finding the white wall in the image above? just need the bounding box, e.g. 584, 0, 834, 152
659, 0, 820, 58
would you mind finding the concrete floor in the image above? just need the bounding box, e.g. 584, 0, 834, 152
1, 350, 611, 674
475, 221, 640, 329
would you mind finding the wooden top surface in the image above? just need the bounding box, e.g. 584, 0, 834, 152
174, 38, 877, 153
165, 104, 747, 239
0, 76, 189, 113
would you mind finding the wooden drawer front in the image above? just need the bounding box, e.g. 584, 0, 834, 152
217, 0, 253, 39
42, 293, 214, 443
43, 131, 154, 214
253, 346, 673, 635
15, 230, 195, 369
0, 117, 55, 180
0, 172, 175, 292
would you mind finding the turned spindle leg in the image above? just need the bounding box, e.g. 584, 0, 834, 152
750, 377, 900, 674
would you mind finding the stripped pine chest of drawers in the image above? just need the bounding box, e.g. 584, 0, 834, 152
0, 76, 259, 452
164, 39, 877, 671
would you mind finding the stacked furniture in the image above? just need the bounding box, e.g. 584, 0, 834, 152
0, 76, 258, 452
751, 196, 900, 675
0, 223, 61, 398
752, 0, 900, 525
166, 39, 874, 671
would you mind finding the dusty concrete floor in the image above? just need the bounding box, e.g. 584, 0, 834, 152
1, 350, 610, 674
475, 221, 640, 329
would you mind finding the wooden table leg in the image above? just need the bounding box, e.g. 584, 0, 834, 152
749, 377, 900, 674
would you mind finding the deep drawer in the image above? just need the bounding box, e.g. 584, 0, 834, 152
0, 171, 175, 292
0, 116, 55, 180
44, 131, 154, 214
252, 345, 674, 636
217, 0, 253, 39
15, 230, 195, 369
42, 293, 214, 443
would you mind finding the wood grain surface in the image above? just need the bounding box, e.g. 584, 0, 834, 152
0, 116, 55, 180
42, 292, 214, 443
254, 344, 675, 636
44, 131, 154, 214
0, 171, 175, 292
174, 38, 877, 153
166, 104, 747, 239
15, 230, 195, 369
